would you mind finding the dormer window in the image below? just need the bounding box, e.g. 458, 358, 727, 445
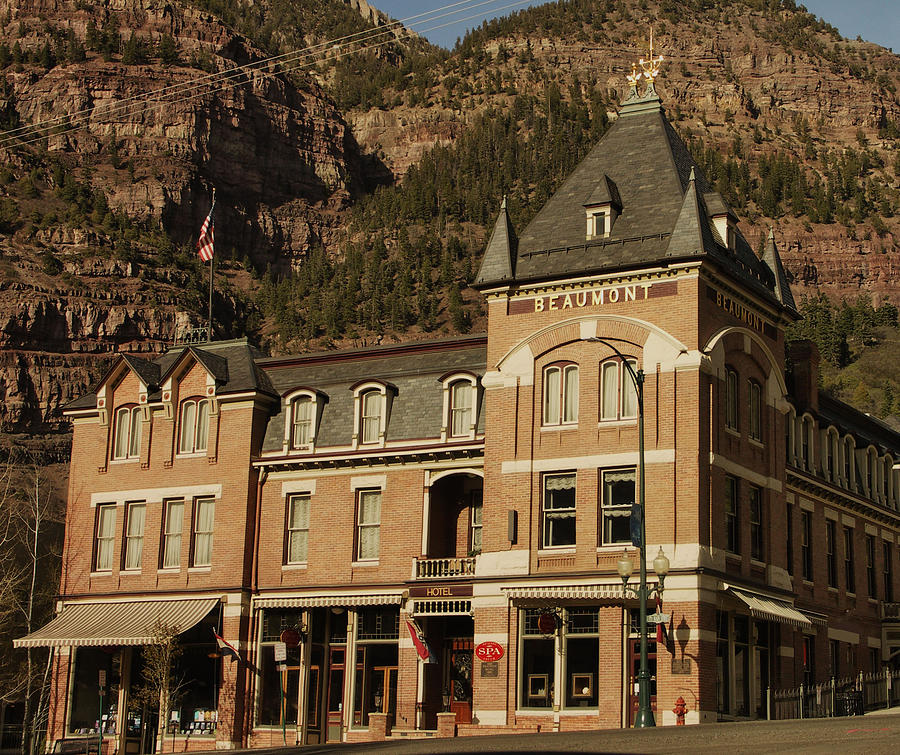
292, 397, 314, 448
351, 381, 395, 449
583, 174, 621, 240
440, 372, 480, 441
283, 389, 327, 452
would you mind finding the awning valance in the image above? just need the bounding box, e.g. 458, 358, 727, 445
253, 593, 403, 609
727, 588, 812, 629
503, 584, 622, 602
14, 597, 219, 648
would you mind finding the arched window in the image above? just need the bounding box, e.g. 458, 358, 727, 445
360, 389, 382, 444
600, 359, 637, 421
178, 398, 210, 454
801, 416, 813, 470
291, 395, 314, 449
450, 380, 474, 437
112, 405, 142, 460
351, 381, 393, 448
543, 363, 579, 426
843, 436, 855, 489
724, 368, 739, 431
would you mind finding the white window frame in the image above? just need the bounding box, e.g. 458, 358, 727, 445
191, 497, 215, 567
469, 491, 483, 554
177, 397, 211, 455
843, 436, 855, 489
112, 406, 142, 461
599, 468, 635, 546
94, 504, 116, 572
123, 502, 146, 571
440, 373, 479, 441
352, 382, 392, 449
286, 493, 310, 565
161, 498, 184, 569
542, 363, 579, 427
355, 489, 381, 562
541, 472, 576, 549
600, 358, 638, 421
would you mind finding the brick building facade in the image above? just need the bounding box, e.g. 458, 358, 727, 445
17, 82, 900, 749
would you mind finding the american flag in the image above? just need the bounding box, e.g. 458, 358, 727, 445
197, 200, 215, 262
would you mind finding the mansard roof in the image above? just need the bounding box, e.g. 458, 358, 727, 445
762, 229, 798, 313
479, 88, 791, 312
257, 335, 487, 453
475, 197, 517, 287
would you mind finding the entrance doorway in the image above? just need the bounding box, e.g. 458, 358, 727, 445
447, 639, 473, 724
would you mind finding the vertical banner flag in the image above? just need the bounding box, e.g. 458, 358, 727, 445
197, 198, 215, 262
213, 630, 240, 662
655, 595, 672, 651
630, 503, 643, 548
406, 620, 436, 664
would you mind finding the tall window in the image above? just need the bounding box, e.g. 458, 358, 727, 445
356, 489, 381, 561
825, 520, 837, 588
866, 535, 877, 599
192, 498, 215, 567
178, 398, 210, 454
542, 473, 576, 548
748, 381, 762, 442
725, 476, 739, 554
123, 502, 146, 570
844, 527, 855, 593
826, 432, 835, 481
290, 396, 314, 449
844, 438, 854, 486
800, 511, 812, 581
801, 418, 811, 469
749, 486, 763, 561
286, 494, 310, 564
543, 364, 578, 426
95, 504, 116, 572
600, 359, 637, 420
469, 491, 483, 554
884, 542, 894, 603
600, 469, 635, 545
162, 499, 184, 568
725, 369, 738, 430
360, 390, 382, 445
786, 504, 794, 576
450, 380, 474, 437
113, 406, 142, 460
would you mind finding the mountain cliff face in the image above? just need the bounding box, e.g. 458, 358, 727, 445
3, 0, 900, 448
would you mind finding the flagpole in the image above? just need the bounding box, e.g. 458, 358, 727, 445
207, 189, 215, 343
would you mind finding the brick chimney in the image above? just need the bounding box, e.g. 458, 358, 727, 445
788, 340, 819, 413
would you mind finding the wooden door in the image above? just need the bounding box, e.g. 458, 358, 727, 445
447, 639, 473, 724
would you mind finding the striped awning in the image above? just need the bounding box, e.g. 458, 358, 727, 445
503, 584, 623, 602
13, 597, 219, 648
253, 593, 403, 609
727, 588, 812, 629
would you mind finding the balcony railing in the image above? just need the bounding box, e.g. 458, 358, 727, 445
413, 556, 476, 580
881, 602, 900, 621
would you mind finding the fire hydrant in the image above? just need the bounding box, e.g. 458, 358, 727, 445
673, 696, 687, 726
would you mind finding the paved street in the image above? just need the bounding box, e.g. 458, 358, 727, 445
221, 711, 900, 755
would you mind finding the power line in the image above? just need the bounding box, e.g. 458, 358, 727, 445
0, 0, 531, 150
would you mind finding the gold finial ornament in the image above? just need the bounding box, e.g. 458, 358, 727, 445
638, 28, 664, 81
626, 62, 642, 88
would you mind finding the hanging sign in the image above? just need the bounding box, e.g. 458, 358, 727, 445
280, 629, 301, 648
537, 612, 558, 635
474, 641, 504, 662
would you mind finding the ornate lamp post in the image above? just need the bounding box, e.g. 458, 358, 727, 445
587, 336, 669, 727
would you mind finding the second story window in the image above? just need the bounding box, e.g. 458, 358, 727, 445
291, 396, 314, 449
748, 381, 762, 442
800, 510, 812, 581
725, 476, 739, 554
360, 390, 382, 445
542, 473, 576, 548
543, 364, 578, 426
95, 504, 116, 572
866, 535, 877, 599
178, 398, 210, 455
123, 502, 146, 570
113, 406, 142, 460
192, 497, 215, 567
286, 494, 310, 564
356, 489, 381, 561
161, 499, 183, 569
600, 359, 637, 421
469, 491, 483, 554
749, 486, 763, 561
826, 520, 837, 588
884, 542, 894, 603
600, 469, 635, 545
844, 527, 855, 594
725, 369, 738, 431
450, 380, 474, 437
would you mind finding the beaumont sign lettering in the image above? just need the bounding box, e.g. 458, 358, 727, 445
713, 289, 765, 333
533, 283, 653, 313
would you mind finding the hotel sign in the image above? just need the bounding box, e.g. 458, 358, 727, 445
509, 280, 677, 315
707, 285, 776, 339
408, 584, 473, 598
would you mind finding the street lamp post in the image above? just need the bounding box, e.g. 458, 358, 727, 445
586, 336, 668, 727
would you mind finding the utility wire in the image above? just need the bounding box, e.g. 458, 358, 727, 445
0, 0, 531, 149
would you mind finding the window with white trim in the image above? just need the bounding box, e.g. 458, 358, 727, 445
113, 405, 142, 460
178, 398, 210, 454
356, 489, 381, 561
123, 502, 146, 570
290, 396, 314, 449
162, 499, 184, 568
469, 491, 483, 554
450, 380, 474, 437
94, 504, 116, 572
543, 363, 578, 426
360, 390, 382, 445
843, 436, 854, 488
286, 494, 310, 564
749, 486, 763, 561
542, 473, 576, 548
192, 497, 215, 567
600, 358, 637, 420
600, 468, 635, 545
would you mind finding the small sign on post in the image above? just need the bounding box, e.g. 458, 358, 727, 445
273, 642, 287, 662
98, 669, 107, 689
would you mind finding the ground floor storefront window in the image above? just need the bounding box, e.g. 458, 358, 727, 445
353, 608, 399, 728
716, 611, 773, 719
69, 648, 122, 735
518, 607, 601, 710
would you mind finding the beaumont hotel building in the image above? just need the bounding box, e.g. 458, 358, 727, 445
16, 81, 900, 749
